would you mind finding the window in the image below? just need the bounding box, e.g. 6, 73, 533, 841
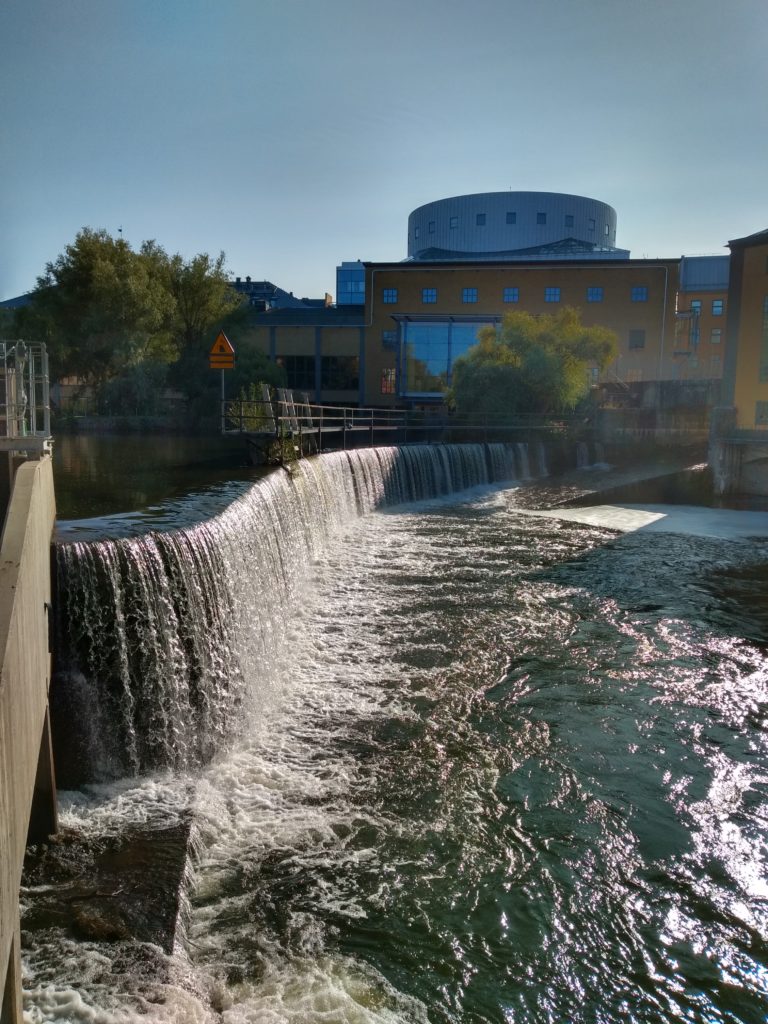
565, 214, 574, 228
629, 329, 646, 349
710, 328, 722, 344
588, 218, 596, 232
757, 401, 768, 426
690, 300, 702, 313
382, 288, 398, 304
401, 319, 494, 395
506, 211, 516, 224
429, 220, 435, 234
587, 286, 603, 303
712, 299, 724, 316
537, 212, 547, 225
605, 224, 610, 236
381, 368, 396, 395
476, 213, 486, 226
631, 286, 648, 302
450, 215, 458, 229
280, 355, 315, 391
422, 287, 437, 304
414, 226, 420, 239
711, 354, 722, 372
462, 287, 478, 303
381, 330, 397, 350
544, 287, 560, 303
503, 287, 519, 303
321, 355, 359, 390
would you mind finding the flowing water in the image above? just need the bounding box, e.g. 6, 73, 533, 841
22, 444, 768, 1023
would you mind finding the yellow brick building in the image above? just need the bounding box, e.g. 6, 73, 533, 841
244, 258, 690, 407
723, 229, 768, 429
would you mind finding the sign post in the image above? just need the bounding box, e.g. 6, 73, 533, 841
209, 331, 235, 434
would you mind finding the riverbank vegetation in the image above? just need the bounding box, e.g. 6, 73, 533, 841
5, 228, 284, 427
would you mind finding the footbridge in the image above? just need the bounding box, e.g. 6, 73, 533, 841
224, 386, 580, 464
0, 342, 56, 1024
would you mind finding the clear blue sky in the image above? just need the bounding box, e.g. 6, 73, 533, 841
2, 0, 766, 301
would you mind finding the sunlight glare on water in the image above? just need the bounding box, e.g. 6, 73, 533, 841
23, 468, 768, 1023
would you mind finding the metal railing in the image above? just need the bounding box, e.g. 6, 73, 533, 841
223, 388, 583, 454
0, 341, 52, 453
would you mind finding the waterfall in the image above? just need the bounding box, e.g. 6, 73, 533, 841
514, 442, 531, 480
53, 443, 528, 782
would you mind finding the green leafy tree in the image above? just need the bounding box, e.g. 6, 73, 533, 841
30, 228, 175, 384
163, 250, 245, 357
449, 307, 617, 419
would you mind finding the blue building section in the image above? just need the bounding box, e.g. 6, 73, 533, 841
679, 255, 730, 292
335, 261, 366, 306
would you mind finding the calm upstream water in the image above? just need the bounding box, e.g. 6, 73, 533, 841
23, 444, 768, 1023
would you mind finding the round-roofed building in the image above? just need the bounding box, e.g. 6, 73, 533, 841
407, 191, 629, 261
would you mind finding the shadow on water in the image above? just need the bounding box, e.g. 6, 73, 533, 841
53, 433, 268, 521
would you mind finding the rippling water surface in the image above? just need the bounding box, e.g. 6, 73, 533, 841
24, 483, 768, 1023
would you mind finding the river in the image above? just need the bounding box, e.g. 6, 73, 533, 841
21, 442, 768, 1023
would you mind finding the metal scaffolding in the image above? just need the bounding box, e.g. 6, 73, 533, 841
0, 341, 52, 454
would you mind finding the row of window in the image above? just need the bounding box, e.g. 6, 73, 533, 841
278, 355, 360, 391
415, 213, 610, 236
689, 299, 725, 316
382, 285, 650, 305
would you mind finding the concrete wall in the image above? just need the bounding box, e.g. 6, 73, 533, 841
0, 457, 56, 1023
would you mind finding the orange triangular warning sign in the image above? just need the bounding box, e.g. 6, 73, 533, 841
210, 331, 235, 356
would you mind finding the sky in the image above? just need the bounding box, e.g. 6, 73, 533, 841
2, 0, 767, 301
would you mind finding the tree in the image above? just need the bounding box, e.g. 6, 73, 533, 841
449, 308, 617, 419
26, 229, 176, 384
163, 249, 244, 356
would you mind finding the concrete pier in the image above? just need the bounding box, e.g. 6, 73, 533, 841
0, 457, 56, 1023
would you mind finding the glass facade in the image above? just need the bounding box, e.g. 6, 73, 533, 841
280, 355, 315, 391
401, 319, 496, 397
381, 368, 396, 394
321, 355, 359, 390
335, 262, 365, 306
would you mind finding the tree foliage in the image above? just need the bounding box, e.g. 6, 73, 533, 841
449, 308, 617, 419
23, 229, 246, 390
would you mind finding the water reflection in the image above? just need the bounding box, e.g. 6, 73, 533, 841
54, 433, 269, 538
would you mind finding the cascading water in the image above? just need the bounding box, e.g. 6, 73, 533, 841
27, 440, 768, 1023
54, 443, 520, 782
575, 439, 590, 468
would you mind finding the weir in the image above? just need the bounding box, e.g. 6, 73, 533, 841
52, 442, 534, 784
